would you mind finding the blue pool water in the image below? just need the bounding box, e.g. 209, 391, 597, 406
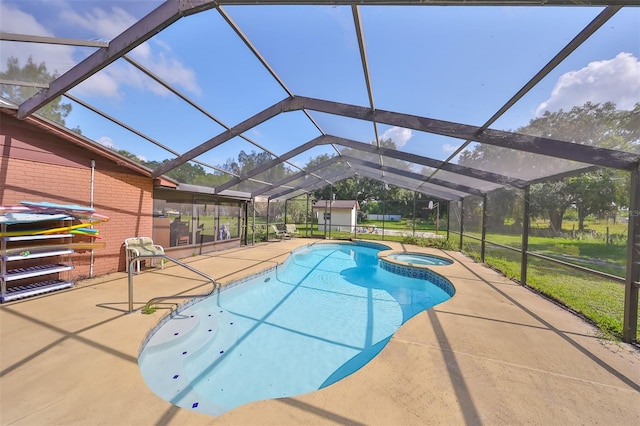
138, 242, 454, 416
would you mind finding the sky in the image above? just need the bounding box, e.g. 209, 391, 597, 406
1, 1, 639, 177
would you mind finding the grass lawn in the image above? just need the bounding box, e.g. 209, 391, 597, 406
450, 232, 636, 341
465, 230, 627, 277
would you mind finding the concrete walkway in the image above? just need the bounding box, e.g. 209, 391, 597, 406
1, 239, 638, 425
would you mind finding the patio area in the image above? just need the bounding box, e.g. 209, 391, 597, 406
1, 239, 638, 425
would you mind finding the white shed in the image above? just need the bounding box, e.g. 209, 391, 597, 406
313, 200, 359, 232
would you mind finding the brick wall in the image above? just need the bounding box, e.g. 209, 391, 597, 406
1, 115, 154, 279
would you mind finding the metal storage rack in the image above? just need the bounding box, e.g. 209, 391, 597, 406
1, 222, 75, 303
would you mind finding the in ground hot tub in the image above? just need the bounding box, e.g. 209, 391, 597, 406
385, 252, 452, 266
377, 250, 455, 295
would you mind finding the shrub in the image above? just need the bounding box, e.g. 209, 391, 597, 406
401, 236, 457, 250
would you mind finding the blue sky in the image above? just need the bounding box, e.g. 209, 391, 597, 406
1, 1, 639, 174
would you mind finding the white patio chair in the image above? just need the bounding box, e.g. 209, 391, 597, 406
125, 237, 165, 273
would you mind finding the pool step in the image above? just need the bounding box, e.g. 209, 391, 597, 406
144, 309, 214, 352
184, 309, 238, 362
139, 307, 238, 416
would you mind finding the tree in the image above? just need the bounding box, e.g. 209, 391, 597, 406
459, 102, 638, 231
114, 149, 144, 163
0, 57, 72, 126
530, 181, 572, 232
526, 103, 637, 231
145, 159, 227, 186
221, 150, 288, 193
309, 137, 416, 204
567, 169, 617, 231
283, 196, 308, 224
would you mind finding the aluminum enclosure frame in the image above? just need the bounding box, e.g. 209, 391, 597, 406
5, 0, 640, 342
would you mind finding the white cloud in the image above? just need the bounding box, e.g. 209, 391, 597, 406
131, 42, 202, 96
58, 5, 160, 97
60, 6, 201, 96
536, 52, 640, 115
60, 5, 137, 40
96, 136, 114, 148
0, 3, 76, 74
1, 2, 201, 99
442, 143, 458, 153
380, 126, 412, 147
72, 71, 122, 98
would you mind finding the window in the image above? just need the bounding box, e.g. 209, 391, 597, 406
153, 189, 246, 247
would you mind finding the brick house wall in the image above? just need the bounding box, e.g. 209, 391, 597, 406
1, 111, 156, 279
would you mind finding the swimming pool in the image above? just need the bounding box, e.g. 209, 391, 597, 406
138, 242, 455, 416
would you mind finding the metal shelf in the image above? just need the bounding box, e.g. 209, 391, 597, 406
1, 221, 75, 303
2, 264, 74, 281
2, 234, 73, 242
3, 249, 74, 262
0, 280, 75, 302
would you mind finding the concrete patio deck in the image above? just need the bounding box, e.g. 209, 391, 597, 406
1, 239, 638, 425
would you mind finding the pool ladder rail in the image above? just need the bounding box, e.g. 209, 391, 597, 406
127, 254, 218, 313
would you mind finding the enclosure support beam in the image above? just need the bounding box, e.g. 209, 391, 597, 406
306, 194, 310, 238
446, 201, 450, 241
342, 154, 480, 197
284, 199, 288, 226
459, 199, 464, 251
413, 192, 417, 237
328, 185, 333, 239
243, 201, 249, 246
266, 199, 270, 241
521, 186, 531, 286
481, 193, 488, 263
291, 97, 638, 171
623, 166, 639, 343
382, 183, 387, 240
252, 199, 256, 245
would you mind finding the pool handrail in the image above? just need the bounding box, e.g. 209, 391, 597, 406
127, 254, 218, 313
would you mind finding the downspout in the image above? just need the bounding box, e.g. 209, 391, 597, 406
89, 159, 95, 278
